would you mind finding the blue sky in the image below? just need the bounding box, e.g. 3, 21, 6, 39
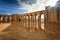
0, 0, 59, 14
0, 0, 25, 14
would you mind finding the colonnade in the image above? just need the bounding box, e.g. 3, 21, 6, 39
12, 11, 44, 22
0, 11, 45, 32
0, 6, 60, 34
0, 11, 45, 23
11, 11, 45, 32
0, 15, 12, 23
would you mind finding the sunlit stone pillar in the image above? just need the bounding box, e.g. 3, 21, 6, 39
31, 15, 34, 22
30, 15, 32, 21
9, 16, 12, 22
35, 15, 36, 22
21, 15, 24, 21
21, 16, 23, 21
30, 14, 36, 32
29, 15, 32, 25
33, 14, 36, 22
27, 15, 31, 31
22, 15, 24, 21
0, 16, 3, 23
37, 14, 42, 31
32, 15, 35, 22
32, 14, 36, 22
23, 15, 25, 21
25, 15, 27, 22
24, 15, 27, 29
38, 14, 41, 22
8, 16, 12, 22
28, 15, 30, 21
3, 16, 5, 23
24, 15, 26, 22
34, 14, 37, 31
12, 14, 17, 22
4, 16, 8, 22
26, 15, 28, 22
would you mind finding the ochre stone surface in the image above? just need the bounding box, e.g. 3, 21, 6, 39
0, 6, 60, 40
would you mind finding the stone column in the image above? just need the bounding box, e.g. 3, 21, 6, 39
8, 16, 12, 22
30, 15, 32, 21
28, 15, 31, 31
23, 16, 24, 21
28, 15, 30, 21
24, 15, 26, 22
31, 15, 34, 22
12, 14, 17, 22
23, 15, 25, 22
35, 15, 36, 22
3, 16, 5, 23
21, 16, 23, 21
34, 14, 37, 32
10, 16, 12, 22
30, 15, 36, 32
37, 14, 42, 32
25, 16, 27, 22
4, 16, 8, 22
22, 16, 24, 21
0, 16, 3, 23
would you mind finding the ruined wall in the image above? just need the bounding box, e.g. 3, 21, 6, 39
45, 6, 60, 35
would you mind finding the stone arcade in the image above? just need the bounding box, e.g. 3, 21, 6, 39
0, 6, 60, 34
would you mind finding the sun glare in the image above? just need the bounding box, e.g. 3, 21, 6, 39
46, 0, 58, 7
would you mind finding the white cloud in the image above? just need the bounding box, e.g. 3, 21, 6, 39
17, 0, 47, 13
7, 13, 11, 15
46, 0, 58, 7
17, 0, 58, 13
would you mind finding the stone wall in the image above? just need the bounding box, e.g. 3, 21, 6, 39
44, 6, 60, 35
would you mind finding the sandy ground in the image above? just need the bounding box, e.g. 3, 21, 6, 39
0, 22, 59, 40
0, 23, 11, 32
